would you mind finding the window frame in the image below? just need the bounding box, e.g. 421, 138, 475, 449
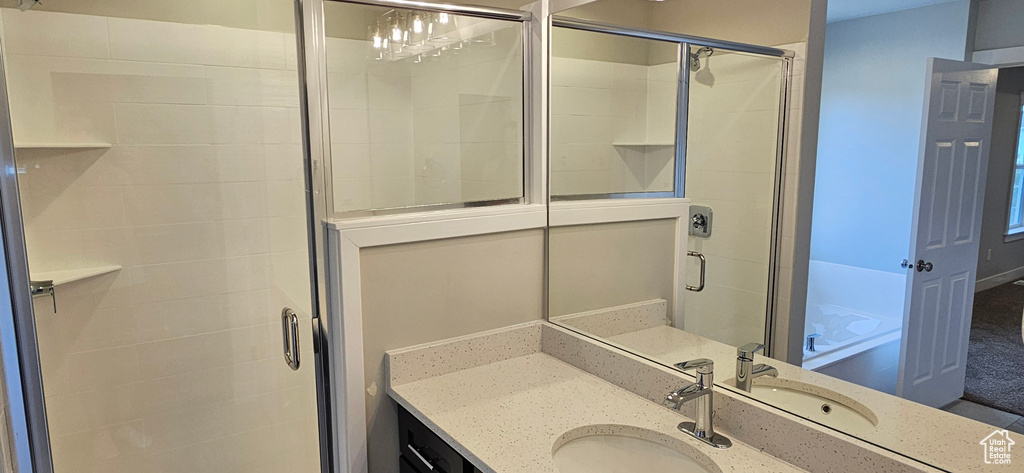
1005, 91, 1024, 240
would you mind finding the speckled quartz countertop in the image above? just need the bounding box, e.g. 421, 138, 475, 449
606, 324, 998, 473
387, 321, 945, 473
388, 351, 806, 473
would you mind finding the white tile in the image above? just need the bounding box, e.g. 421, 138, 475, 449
324, 37, 372, 74
265, 179, 305, 217
115, 104, 214, 145
25, 227, 131, 272
328, 108, 369, 144
210, 106, 297, 145
20, 185, 124, 232
331, 143, 372, 179
11, 101, 116, 145
108, 18, 288, 69
413, 107, 459, 144
107, 17, 208, 65
203, 26, 288, 70
129, 220, 271, 265
206, 67, 300, 107
130, 255, 274, 303
327, 73, 369, 110
367, 73, 412, 111
132, 290, 273, 344
122, 182, 268, 226
411, 69, 458, 110
135, 325, 264, 379
371, 177, 415, 209
368, 110, 413, 144
369, 143, 414, 178
2, 10, 109, 59
332, 178, 372, 212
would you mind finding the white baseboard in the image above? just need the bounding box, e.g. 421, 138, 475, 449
975, 266, 1024, 292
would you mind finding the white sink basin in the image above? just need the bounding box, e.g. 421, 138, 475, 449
746, 379, 878, 433
552, 425, 720, 473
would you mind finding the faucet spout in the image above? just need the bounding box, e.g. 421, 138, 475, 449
751, 363, 778, 380
735, 342, 776, 392
664, 383, 711, 410
665, 358, 731, 448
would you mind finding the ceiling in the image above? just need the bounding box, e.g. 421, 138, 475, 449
826, 0, 960, 23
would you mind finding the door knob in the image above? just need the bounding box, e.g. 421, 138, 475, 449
916, 260, 933, 272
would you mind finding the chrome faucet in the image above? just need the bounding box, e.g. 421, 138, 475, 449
735, 343, 778, 392
664, 358, 731, 448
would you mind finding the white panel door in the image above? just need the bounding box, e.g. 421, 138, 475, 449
897, 58, 998, 407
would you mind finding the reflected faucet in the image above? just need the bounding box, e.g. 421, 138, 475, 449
735, 343, 777, 392
664, 358, 731, 448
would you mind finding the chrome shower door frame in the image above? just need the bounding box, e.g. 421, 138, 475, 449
0, 2, 338, 472
547, 16, 795, 356
304, 1, 536, 471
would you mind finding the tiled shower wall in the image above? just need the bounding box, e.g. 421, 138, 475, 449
550, 57, 676, 196
328, 25, 523, 213
683, 43, 808, 347
2, 8, 318, 473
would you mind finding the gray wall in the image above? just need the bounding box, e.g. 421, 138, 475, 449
359, 229, 544, 473
810, 1, 972, 274
548, 219, 677, 318
977, 67, 1024, 282
975, 0, 1024, 52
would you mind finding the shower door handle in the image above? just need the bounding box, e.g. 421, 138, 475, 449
686, 251, 706, 292
281, 308, 300, 370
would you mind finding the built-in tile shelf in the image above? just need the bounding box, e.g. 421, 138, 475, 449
611, 142, 675, 147
14, 143, 111, 150
31, 265, 122, 285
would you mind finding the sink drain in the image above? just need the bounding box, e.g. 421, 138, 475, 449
821, 404, 832, 415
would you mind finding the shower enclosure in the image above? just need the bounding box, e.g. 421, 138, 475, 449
0, 1, 330, 472
0, 0, 533, 471
548, 15, 792, 351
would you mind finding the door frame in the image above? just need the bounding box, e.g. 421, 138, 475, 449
0, 27, 55, 473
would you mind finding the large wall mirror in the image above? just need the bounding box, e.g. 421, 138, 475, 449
546, 0, 1019, 470
548, 7, 791, 354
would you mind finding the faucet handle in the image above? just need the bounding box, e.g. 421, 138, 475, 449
737, 342, 765, 360
674, 358, 714, 374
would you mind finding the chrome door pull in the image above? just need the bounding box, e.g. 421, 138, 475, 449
281, 308, 300, 370
916, 260, 933, 272
686, 251, 706, 292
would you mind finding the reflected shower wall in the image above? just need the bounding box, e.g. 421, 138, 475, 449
682, 47, 784, 346
550, 27, 679, 197
325, 2, 525, 214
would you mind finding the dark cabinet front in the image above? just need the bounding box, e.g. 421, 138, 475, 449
397, 405, 483, 473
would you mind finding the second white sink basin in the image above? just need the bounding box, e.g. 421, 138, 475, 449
552, 425, 720, 473
746, 379, 878, 434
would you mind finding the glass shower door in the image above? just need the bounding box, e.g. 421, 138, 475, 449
682, 46, 785, 347
0, 1, 325, 472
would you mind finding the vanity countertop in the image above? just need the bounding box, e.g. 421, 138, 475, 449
388, 349, 806, 473
606, 324, 997, 472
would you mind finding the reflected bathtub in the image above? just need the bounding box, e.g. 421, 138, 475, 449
802, 261, 906, 380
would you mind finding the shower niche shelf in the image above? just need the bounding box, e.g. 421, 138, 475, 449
31, 265, 122, 286
14, 142, 111, 150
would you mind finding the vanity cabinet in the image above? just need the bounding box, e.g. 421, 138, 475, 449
397, 405, 483, 473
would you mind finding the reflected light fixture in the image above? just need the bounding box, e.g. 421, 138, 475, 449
438, 12, 450, 24
412, 14, 424, 34
371, 25, 383, 49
